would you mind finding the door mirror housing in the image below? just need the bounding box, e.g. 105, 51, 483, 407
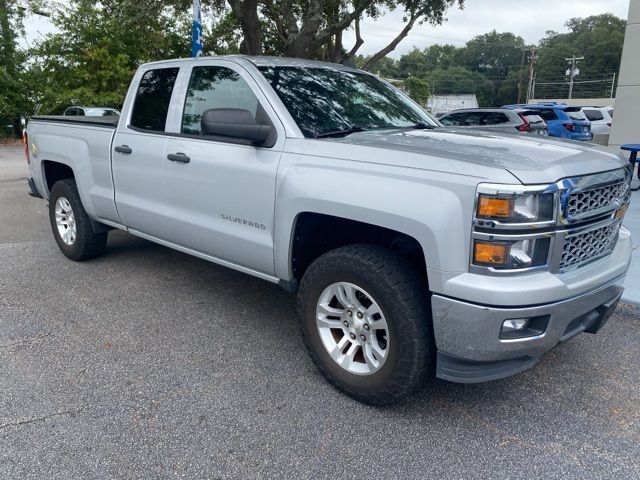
200, 108, 274, 147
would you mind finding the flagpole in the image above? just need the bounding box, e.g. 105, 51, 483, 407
192, 0, 203, 57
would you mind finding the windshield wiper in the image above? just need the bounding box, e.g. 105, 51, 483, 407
315, 126, 365, 138
411, 122, 436, 129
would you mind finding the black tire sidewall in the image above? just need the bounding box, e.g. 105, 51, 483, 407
298, 246, 431, 402
48, 179, 102, 261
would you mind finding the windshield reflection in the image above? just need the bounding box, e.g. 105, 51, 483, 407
258, 66, 437, 138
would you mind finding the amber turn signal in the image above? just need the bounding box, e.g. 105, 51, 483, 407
477, 195, 514, 219
474, 241, 510, 266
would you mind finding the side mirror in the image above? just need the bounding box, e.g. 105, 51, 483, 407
200, 108, 274, 146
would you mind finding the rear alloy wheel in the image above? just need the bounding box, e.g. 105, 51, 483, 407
49, 179, 108, 261
298, 244, 433, 405
54, 197, 77, 246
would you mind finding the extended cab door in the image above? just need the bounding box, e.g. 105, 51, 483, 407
111, 65, 182, 239
160, 60, 285, 276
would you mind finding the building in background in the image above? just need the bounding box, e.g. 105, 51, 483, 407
426, 94, 478, 115
610, 0, 639, 149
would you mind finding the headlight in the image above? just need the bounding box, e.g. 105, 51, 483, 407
473, 237, 551, 269
476, 192, 555, 224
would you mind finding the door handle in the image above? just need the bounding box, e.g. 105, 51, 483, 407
167, 153, 191, 164
114, 145, 132, 154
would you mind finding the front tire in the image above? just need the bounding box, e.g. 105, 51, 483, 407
49, 179, 107, 261
297, 244, 433, 405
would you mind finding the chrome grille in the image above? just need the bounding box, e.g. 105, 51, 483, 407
560, 221, 621, 270
566, 179, 628, 219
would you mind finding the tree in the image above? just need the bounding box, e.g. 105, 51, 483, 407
534, 14, 625, 98
402, 76, 430, 105
217, 0, 463, 69
397, 44, 460, 78
27, 0, 192, 113
355, 54, 398, 77
0, 0, 28, 135
461, 30, 526, 79
426, 66, 494, 106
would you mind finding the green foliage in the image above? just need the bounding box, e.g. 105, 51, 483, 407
0, 0, 29, 134
355, 55, 399, 77
534, 14, 626, 98
28, 0, 192, 114
402, 76, 430, 106
425, 66, 494, 106
385, 14, 625, 106
461, 30, 526, 79
2, 5, 627, 122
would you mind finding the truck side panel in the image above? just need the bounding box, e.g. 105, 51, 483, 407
273, 143, 497, 286
28, 122, 120, 225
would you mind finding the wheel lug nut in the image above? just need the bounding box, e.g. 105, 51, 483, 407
360, 334, 366, 342
350, 333, 356, 340
357, 312, 363, 319
363, 324, 370, 331
347, 310, 353, 317
343, 321, 349, 327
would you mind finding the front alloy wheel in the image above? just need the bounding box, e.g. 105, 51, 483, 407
298, 244, 433, 405
316, 282, 389, 375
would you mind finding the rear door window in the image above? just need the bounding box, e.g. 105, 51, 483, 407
537, 109, 557, 122
462, 112, 484, 125
583, 109, 604, 121
564, 108, 587, 121
524, 114, 544, 125
130, 67, 180, 132
440, 113, 467, 126
482, 112, 510, 125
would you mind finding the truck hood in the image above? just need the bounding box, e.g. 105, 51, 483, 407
332, 128, 627, 184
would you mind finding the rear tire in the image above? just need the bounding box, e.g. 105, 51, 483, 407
297, 244, 433, 405
49, 179, 107, 261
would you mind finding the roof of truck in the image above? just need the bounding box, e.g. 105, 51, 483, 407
142, 55, 361, 72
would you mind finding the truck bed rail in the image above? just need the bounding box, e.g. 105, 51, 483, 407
29, 115, 119, 128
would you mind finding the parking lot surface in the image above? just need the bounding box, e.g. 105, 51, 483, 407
1, 145, 639, 479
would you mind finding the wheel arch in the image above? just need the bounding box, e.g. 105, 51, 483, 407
281, 211, 429, 290
42, 160, 75, 195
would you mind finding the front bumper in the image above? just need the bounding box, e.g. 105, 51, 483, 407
432, 275, 624, 383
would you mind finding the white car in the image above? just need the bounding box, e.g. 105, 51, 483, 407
581, 106, 614, 135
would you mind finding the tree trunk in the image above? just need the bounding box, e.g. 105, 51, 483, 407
341, 16, 363, 64
227, 0, 262, 55
362, 14, 418, 71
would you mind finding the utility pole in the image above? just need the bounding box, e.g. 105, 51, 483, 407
610, 72, 617, 99
565, 55, 584, 99
517, 48, 526, 104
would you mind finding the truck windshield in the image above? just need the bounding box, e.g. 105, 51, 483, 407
258, 66, 436, 138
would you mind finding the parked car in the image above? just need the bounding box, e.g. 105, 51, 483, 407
581, 106, 614, 135
515, 109, 548, 135
25, 56, 631, 404
63, 106, 120, 117
439, 108, 547, 135
503, 103, 591, 141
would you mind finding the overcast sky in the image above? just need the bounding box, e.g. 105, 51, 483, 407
23, 0, 630, 57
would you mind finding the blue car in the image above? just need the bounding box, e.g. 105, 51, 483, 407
503, 103, 592, 141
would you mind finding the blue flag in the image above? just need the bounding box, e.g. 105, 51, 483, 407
192, 0, 203, 57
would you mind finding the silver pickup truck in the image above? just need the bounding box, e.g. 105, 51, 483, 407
25, 56, 632, 404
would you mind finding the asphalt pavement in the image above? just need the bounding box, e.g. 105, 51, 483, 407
1, 145, 639, 479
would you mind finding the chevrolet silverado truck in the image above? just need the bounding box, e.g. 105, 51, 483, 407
25, 56, 632, 405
